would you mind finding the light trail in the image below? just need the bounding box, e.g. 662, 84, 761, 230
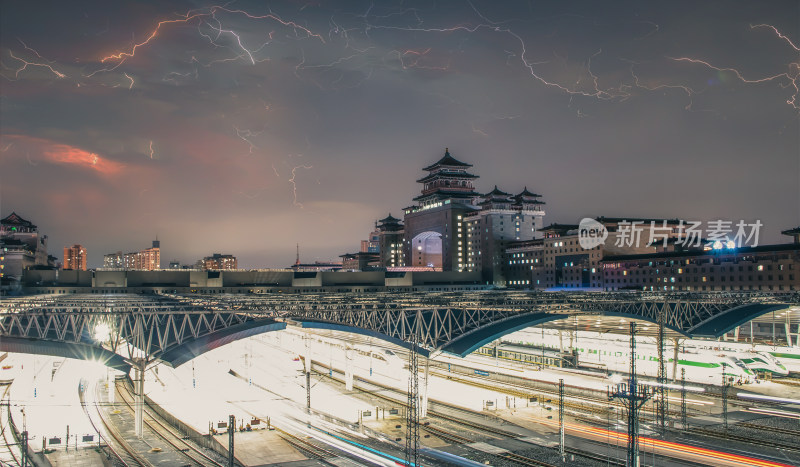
538, 418, 796, 467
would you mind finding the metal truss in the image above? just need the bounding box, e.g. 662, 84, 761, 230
1, 291, 796, 364
0, 295, 276, 362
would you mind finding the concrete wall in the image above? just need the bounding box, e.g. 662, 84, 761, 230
22, 268, 488, 293
413, 270, 481, 285
58, 269, 93, 286
320, 271, 384, 286
93, 270, 127, 287
222, 270, 292, 287
292, 272, 322, 287
21, 268, 57, 285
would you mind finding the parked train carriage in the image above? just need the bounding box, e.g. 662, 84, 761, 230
487, 341, 754, 385
682, 339, 800, 375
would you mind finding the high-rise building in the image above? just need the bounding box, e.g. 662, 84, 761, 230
103, 239, 160, 270
462, 186, 545, 283
103, 251, 124, 268
200, 253, 238, 270
63, 244, 87, 270
137, 243, 161, 271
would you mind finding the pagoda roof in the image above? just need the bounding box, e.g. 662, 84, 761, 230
416, 171, 479, 183
412, 190, 481, 202
782, 227, 800, 236
422, 148, 473, 171
1, 212, 35, 228
514, 198, 546, 205
515, 187, 542, 198
378, 213, 402, 225
483, 185, 512, 198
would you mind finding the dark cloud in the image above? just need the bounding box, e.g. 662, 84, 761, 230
1, 0, 798, 267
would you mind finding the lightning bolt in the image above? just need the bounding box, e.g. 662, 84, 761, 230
233, 125, 267, 156
124, 72, 134, 89
148, 140, 155, 159
669, 56, 799, 108
100, 5, 323, 66
6, 50, 66, 79
288, 165, 312, 208
751, 24, 800, 51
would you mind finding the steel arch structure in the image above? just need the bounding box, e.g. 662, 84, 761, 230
1, 291, 796, 367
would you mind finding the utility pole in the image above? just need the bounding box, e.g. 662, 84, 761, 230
608, 322, 654, 467
405, 313, 420, 467
680, 368, 687, 430
306, 371, 311, 410
657, 304, 668, 433
20, 431, 27, 467
304, 335, 311, 410
228, 414, 235, 467
721, 364, 728, 434
559, 378, 565, 461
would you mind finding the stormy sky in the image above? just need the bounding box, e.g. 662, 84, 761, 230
1, 1, 798, 268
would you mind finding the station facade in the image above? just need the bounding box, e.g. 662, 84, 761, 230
401, 149, 546, 284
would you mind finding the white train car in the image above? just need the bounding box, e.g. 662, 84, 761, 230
502, 329, 755, 385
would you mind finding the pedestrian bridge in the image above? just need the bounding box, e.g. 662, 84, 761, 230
1, 291, 796, 372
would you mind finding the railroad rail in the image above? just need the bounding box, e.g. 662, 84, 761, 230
114, 379, 226, 466
79, 379, 150, 467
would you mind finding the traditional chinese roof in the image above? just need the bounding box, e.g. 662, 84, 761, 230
1, 212, 36, 229
781, 227, 800, 236
416, 171, 479, 183
483, 185, 512, 198
515, 187, 542, 198
412, 190, 481, 202
422, 148, 473, 171
378, 214, 402, 225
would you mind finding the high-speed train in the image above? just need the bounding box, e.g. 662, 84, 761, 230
494, 329, 776, 384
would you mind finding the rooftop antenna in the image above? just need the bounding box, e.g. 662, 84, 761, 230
295, 243, 300, 266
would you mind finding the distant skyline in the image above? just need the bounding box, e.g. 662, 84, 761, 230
1, 1, 798, 268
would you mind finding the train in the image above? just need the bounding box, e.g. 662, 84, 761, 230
485, 328, 800, 384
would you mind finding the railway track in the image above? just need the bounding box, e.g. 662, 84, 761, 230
0, 384, 22, 467
420, 423, 473, 444
115, 379, 226, 467
436, 368, 689, 420
274, 426, 338, 462
737, 421, 800, 437
688, 426, 800, 452
314, 362, 522, 439
497, 452, 559, 467
565, 447, 626, 466
316, 362, 664, 467
79, 379, 151, 467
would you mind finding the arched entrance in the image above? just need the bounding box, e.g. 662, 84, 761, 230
410, 231, 442, 268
